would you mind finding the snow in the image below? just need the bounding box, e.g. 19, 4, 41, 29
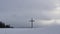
0, 29, 5, 34
0, 26, 60, 34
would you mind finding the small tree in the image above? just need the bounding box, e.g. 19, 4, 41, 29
6, 25, 10, 28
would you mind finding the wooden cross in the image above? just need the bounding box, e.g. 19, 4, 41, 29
29, 18, 35, 28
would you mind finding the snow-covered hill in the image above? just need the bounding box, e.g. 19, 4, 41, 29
0, 25, 60, 34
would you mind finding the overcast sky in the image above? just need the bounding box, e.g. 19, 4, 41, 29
0, 0, 60, 28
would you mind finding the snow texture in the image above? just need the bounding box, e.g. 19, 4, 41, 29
0, 26, 60, 34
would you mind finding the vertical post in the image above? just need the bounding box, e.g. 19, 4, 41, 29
30, 18, 35, 28
31, 21, 33, 28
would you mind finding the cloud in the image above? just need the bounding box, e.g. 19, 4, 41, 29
34, 19, 60, 28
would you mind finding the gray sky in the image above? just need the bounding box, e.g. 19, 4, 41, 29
0, 0, 60, 28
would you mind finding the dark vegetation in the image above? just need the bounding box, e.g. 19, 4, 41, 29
0, 21, 13, 28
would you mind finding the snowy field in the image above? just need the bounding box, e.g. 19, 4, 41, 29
0, 26, 60, 34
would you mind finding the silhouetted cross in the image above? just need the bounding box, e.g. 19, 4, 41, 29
29, 18, 35, 28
